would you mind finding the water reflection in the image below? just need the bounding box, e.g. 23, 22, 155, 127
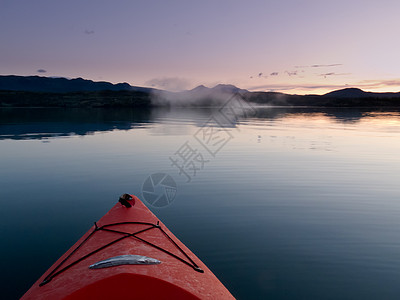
1, 107, 400, 140
0, 108, 152, 140
2, 106, 400, 300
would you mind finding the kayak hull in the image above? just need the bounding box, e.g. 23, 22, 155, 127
21, 195, 234, 299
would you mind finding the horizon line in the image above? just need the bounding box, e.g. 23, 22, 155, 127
1, 74, 400, 96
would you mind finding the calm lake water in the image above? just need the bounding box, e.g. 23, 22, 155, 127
1, 106, 400, 299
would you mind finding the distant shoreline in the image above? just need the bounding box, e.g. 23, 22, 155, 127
2, 89, 400, 108
1, 75, 400, 108
0, 90, 151, 108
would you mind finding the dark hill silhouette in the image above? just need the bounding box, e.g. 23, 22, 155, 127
0, 76, 153, 107
189, 85, 208, 92
323, 88, 400, 99
0, 75, 151, 93
324, 88, 367, 98
189, 84, 247, 94
210, 84, 248, 94
1, 75, 400, 107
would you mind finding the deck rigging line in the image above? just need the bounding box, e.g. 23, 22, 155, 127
39, 221, 203, 287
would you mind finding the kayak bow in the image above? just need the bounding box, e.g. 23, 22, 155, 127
21, 194, 234, 299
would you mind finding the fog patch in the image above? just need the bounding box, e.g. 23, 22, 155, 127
150, 84, 250, 107
145, 77, 190, 92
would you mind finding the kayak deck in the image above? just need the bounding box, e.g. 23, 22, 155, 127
22, 195, 234, 299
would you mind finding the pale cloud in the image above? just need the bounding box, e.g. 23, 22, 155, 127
249, 72, 268, 79
311, 64, 342, 68
319, 72, 351, 78
356, 79, 400, 90
294, 64, 343, 68
246, 78, 400, 94
247, 83, 349, 93
145, 77, 191, 91
285, 71, 298, 77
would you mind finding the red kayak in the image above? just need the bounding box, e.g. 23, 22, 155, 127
21, 194, 234, 299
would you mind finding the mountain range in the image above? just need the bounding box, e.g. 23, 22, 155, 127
0, 75, 151, 93
1, 75, 400, 107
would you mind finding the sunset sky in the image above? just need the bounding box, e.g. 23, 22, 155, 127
1, 0, 400, 94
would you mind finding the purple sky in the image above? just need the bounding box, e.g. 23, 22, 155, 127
1, 0, 400, 94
